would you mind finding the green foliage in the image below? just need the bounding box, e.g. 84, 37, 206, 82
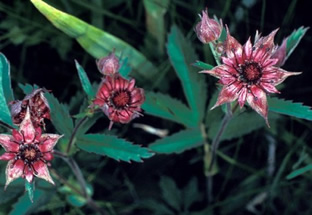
159, 176, 182, 211
44, 93, 74, 138
193, 60, 214, 70
167, 26, 207, 124
30, 0, 158, 82
268, 97, 312, 121
286, 26, 309, 59
286, 164, 312, 180
75, 60, 95, 100
149, 127, 204, 154
143, 91, 197, 127
76, 134, 154, 162
25, 181, 34, 203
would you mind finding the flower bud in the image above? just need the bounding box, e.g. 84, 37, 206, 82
195, 9, 222, 44
96, 52, 120, 76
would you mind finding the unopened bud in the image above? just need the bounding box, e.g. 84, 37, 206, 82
96, 52, 120, 76
195, 9, 222, 44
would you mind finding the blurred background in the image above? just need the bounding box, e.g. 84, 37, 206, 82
0, 0, 312, 214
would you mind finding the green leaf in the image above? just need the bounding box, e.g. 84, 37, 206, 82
67, 195, 86, 207
192, 60, 214, 70
25, 181, 34, 203
167, 25, 207, 124
76, 134, 154, 162
183, 177, 201, 210
268, 97, 312, 121
286, 164, 312, 180
149, 128, 204, 154
118, 56, 132, 78
143, 0, 169, 55
286, 26, 309, 59
45, 92, 74, 137
30, 0, 157, 82
75, 60, 95, 100
208, 112, 266, 141
18, 83, 38, 95
0, 53, 14, 102
9, 189, 54, 215
142, 91, 197, 127
0, 54, 14, 127
159, 176, 182, 211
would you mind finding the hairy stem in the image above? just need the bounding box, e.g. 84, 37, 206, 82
66, 116, 88, 154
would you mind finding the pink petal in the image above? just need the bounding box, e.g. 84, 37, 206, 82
254, 28, 279, 52
19, 108, 36, 143
243, 38, 253, 60
39, 134, 63, 152
224, 26, 243, 59
200, 65, 237, 79
128, 79, 136, 91
260, 82, 280, 94
238, 87, 248, 108
262, 67, 301, 86
33, 161, 54, 185
261, 58, 279, 68
43, 152, 53, 161
0, 134, 19, 152
24, 168, 34, 183
211, 82, 242, 109
246, 86, 269, 126
0, 152, 15, 160
12, 129, 23, 142
93, 98, 105, 107
272, 38, 287, 67
5, 160, 24, 189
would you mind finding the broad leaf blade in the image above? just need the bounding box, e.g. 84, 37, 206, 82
149, 128, 204, 154
286, 26, 309, 60
268, 97, 312, 121
0, 54, 14, 127
76, 134, 154, 162
167, 26, 207, 124
75, 60, 95, 100
30, 0, 157, 81
142, 91, 197, 127
0, 53, 14, 102
45, 93, 74, 137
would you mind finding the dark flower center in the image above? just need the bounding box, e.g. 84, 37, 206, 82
20, 144, 41, 163
111, 91, 131, 109
239, 62, 262, 84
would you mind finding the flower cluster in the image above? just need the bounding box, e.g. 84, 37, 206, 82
0, 89, 62, 188
93, 52, 145, 130
196, 9, 301, 125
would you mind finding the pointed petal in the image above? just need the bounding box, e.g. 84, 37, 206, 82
128, 79, 136, 91
272, 37, 287, 67
243, 37, 253, 60
12, 129, 23, 142
39, 134, 63, 152
5, 160, 24, 189
20, 108, 35, 143
0, 134, 18, 152
24, 168, 34, 183
254, 28, 279, 52
211, 82, 241, 109
200, 65, 237, 79
0, 152, 15, 160
262, 67, 302, 86
224, 26, 243, 59
238, 87, 248, 108
43, 152, 53, 161
246, 86, 269, 125
33, 161, 54, 185
260, 82, 280, 94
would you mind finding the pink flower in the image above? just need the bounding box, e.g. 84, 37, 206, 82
10, 88, 51, 128
0, 108, 62, 188
201, 27, 301, 125
195, 9, 222, 44
96, 52, 120, 76
272, 38, 287, 67
93, 75, 145, 130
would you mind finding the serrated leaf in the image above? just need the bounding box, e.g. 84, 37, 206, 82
183, 177, 201, 210
286, 26, 309, 59
286, 164, 312, 180
0, 53, 14, 103
192, 60, 214, 70
167, 26, 207, 124
208, 112, 266, 141
268, 97, 312, 121
149, 128, 204, 154
75, 60, 95, 100
30, 0, 157, 82
0, 54, 14, 127
142, 91, 196, 127
9, 189, 54, 215
18, 83, 38, 95
159, 176, 182, 211
76, 134, 154, 162
45, 92, 74, 137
